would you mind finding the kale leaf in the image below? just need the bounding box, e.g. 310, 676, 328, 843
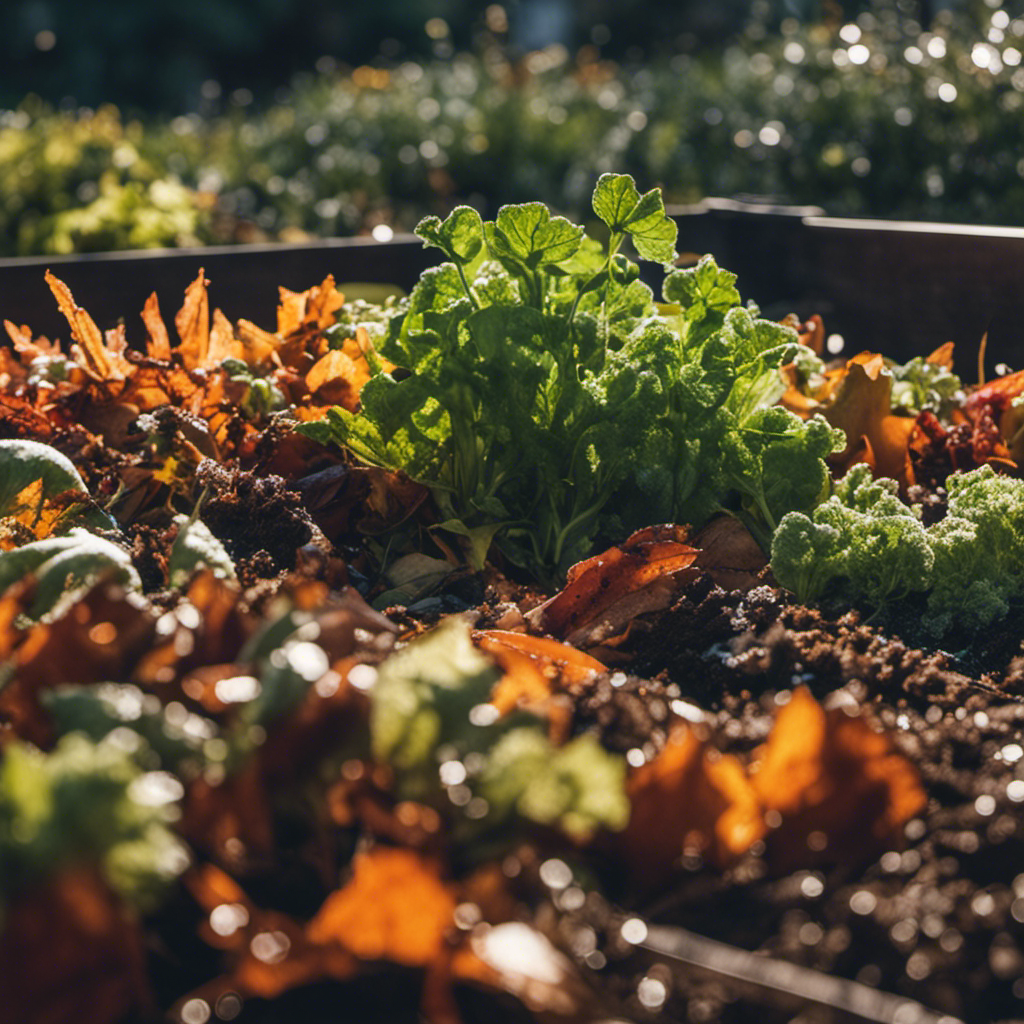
771, 462, 1024, 637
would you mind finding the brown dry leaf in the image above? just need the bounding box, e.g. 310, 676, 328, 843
117, 363, 175, 414
475, 630, 606, 687
4, 320, 63, 363
175, 269, 211, 370
277, 276, 345, 338
180, 762, 275, 862
277, 285, 312, 337
307, 847, 455, 967
823, 352, 917, 489
45, 271, 131, 382
622, 725, 765, 882
295, 464, 430, 542
0, 393, 58, 440
274, 277, 350, 372
475, 635, 573, 743
525, 525, 698, 648
301, 327, 388, 415
209, 308, 243, 365
926, 340, 955, 371
749, 687, 927, 870
690, 516, 768, 591
135, 572, 251, 689
304, 348, 365, 411
140, 291, 172, 361
235, 318, 278, 369
0, 866, 150, 1024
797, 313, 824, 356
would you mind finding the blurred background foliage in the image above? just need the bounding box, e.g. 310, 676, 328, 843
2, 0, 1024, 256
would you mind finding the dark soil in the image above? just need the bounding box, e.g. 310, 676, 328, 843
544, 574, 1024, 1024
291, 566, 1024, 1024
194, 460, 321, 574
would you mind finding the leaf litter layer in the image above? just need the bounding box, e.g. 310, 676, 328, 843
0, 178, 1023, 1024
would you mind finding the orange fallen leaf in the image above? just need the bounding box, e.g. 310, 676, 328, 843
305, 348, 365, 411
824, 352, 917, 490
307, 847, 455, 967
475, 630, 606, 686
4, 319, 63, 363
209, 308, 242, 365
45, 271, 131, 382
140, 291, 172, 361
525, 525, 698, 647
925, 340, 955, 371
278, 276, 345, 338
175, 269, 211, 370
184, 864, 357, 1003
474, 634, 573, 743
750, 687, 927, 870
622, 725, 765, 881
235, 318, 278, 369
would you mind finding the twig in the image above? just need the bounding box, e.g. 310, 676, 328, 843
626, 920, 962, 1024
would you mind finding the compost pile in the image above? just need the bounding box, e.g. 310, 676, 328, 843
1, 177, 1023, 1024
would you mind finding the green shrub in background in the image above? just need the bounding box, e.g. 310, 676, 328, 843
4, 1, 1024, 256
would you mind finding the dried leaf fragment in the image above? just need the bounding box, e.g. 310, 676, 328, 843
140, 292, 172, 361
689, 516, 767, 591
750, 687, 927, 870
277, 276, 345, 338
175, 269, 211, 369
307, 847, 455, 967
305, 348, 365, 410
622, 725, 764, 881
45, 271, 130, 382
824, 352, 917, 489
475, 629, 606, 687
525, 525, 698, 647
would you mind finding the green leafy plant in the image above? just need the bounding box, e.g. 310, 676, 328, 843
888, 355, 963, 419
0, 438, 119, 541
0, 734, 188, 916
300, 177, 840, 579
369, 618, 628, 841
924, 465, 1024, 636
0, 439, 89, 515
771, 463, 1024, 636
168, 512, 236, 588
770, 464, 933, 613
0, 529, 141, 619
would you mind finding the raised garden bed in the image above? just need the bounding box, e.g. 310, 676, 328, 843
0, 182, 1022, 1024
4, 199, 1024, 364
